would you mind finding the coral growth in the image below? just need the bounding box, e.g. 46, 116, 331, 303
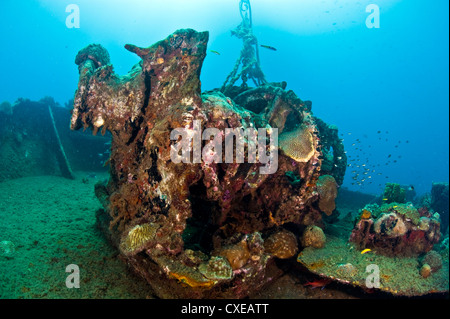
264, 229, 298, 259
0, 101, 12, 115
313, 117, 347, 186
301, 225, 326, 249
279, 125, 316, 163
374, 213, 408, 237
431, 182, 449, 234
420, 264, 432, 278
215, 240, 250, 270
336, 263, 358, 278
70, 29, 342, 298
198, 256, 233, 281
383, 183, 406, 204
421, 250, 443, 273
350, 202, 441, 256
360, 209, 372, 219
316, 175, 338, 216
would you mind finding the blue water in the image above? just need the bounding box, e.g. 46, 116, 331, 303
0, 0, 448, 196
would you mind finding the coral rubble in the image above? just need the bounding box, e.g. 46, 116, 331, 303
71, 29, 344, 298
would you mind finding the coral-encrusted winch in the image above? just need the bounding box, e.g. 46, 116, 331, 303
71, 29, 346, 298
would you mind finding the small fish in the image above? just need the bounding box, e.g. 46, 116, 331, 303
361, 249, 372, 255
382, 198, 388, 201
209, 50, 220, 55
393, 205, 398, 208
260, 44, 277, 51
303, 278, 331, 289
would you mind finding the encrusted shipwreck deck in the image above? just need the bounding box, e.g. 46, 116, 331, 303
298, 235, 449, 296
71, 29, 347, 298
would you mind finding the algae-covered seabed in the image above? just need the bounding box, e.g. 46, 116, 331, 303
0, 173, 444, 299
0, 173, 151, 299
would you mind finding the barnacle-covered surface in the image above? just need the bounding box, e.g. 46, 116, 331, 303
71, 29, 344, 298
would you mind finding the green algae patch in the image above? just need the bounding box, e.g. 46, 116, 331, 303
297, 235, 449, 296
380, 202, 421, 226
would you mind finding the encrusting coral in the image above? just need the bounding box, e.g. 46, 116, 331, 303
421, 250, 443, 273
420, 264, 432, 278
350, 202, 441, 256
264, 229, 298, 259
215, 240, 250, 270
301, 225, 326, 249
198, 256, 233, 281
278, 125, 317, 163
383, 183, 406, 204
316, 175, 338, 216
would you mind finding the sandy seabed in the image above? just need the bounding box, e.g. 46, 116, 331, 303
0, 172, 152, 299
0, 172, 412, 299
